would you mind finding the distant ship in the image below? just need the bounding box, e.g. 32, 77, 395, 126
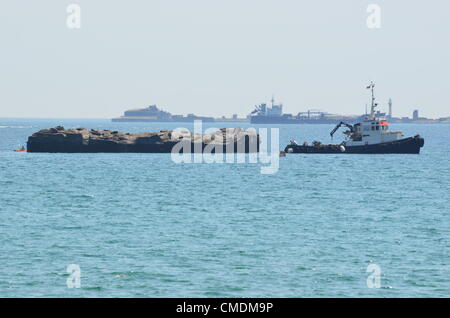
112, 105, 215, 122
284, 83, 425, 154
250, 96, 352, 124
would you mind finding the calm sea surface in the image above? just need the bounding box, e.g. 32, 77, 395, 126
0, 118, 449, 297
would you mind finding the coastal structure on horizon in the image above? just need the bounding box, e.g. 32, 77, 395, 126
113, 104, 249, 123
387, 104, 450, 123
112, 101, 450, 124
249, 96, 449, 124
112, 105, 216, 123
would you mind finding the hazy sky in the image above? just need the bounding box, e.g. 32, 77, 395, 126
1, 0, 449, 118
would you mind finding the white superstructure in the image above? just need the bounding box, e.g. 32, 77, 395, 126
344, 117, 404, 146
333, 82, 404, 146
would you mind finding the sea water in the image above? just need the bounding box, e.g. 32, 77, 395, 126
0, 118, 449, 297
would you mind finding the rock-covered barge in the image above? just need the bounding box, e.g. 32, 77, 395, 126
27, 126, 259, 153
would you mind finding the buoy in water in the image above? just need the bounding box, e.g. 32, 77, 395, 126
14, 145, 26, 152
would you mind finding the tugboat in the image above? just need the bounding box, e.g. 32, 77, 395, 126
284, 83, 425, 154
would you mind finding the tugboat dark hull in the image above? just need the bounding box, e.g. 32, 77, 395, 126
285, 135, 424, 154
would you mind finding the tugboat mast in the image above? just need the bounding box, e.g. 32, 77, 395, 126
367, 81, 377, 117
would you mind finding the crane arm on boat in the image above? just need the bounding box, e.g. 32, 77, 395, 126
330, 121, 354, 138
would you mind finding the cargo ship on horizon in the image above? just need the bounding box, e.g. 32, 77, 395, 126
249, 96, 356, 124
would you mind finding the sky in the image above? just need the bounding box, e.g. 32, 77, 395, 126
0, 0, 449, 119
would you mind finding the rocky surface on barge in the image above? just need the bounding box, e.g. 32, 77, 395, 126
26, 126, 259, 153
